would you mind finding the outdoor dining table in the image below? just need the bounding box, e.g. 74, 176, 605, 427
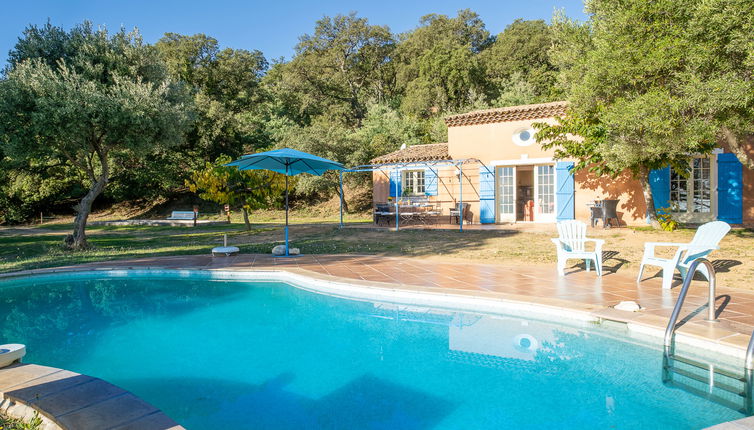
378, 203, 440, 226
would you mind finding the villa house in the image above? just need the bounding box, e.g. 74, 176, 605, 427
372, 101, 752, 226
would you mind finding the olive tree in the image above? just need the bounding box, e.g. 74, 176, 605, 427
0, 23, 190, 248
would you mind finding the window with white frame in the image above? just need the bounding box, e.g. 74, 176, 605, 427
402, 170, 425, 195
670, 156, 711, 213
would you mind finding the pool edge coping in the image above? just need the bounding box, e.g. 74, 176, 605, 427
0, 363, 184, 430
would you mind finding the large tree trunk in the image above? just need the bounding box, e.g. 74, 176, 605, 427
242, 207, 251, 231
638, 165, 660, 229
334, 183, 349, 213
70, 152, 109, 249
721, 127, 754, 170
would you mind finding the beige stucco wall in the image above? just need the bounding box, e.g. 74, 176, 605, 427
574, 170, 648, 225
447, 118, 560, 163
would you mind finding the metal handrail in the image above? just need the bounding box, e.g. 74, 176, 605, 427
746, 333, 754, 414
663, 258, 717, 349
746, 331, 754, 371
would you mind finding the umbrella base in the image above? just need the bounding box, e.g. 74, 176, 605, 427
272, 245, 300, 256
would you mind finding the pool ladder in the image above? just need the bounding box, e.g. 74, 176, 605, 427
662, 258, 754, 414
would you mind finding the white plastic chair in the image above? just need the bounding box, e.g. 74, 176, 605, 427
637, 221, 730, 289
551, 220, 604, 277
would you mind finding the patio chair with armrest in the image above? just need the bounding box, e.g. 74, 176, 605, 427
601, 199, 620, 228
637, 221, 730, 289
449, 203, 470, 225
374, 203, 393, 226
551, 220, 604, 276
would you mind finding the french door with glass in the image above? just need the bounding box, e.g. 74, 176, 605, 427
497, 167, 516, 222
535, 165, 556, 222
670, 156, 716, 223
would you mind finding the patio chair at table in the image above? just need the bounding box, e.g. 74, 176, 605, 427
587, 199, 620, 228
551, 220, 604, 276
450, 203, 470, 225
587, 202, 603, 228
601, 199, 620, 228
423, 204, 441, 225
374, 203, 393, 226
637, 221, 730, 289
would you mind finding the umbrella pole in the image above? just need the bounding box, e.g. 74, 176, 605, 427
285, 172, 289, 256
339, 170, 344, 229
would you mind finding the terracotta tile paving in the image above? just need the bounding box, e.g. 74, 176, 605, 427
5, 253, 754, 353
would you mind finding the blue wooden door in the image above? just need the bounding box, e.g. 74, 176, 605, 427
479, 166, 496, 224
555, 162, 575, 221
717, 153, 743, 224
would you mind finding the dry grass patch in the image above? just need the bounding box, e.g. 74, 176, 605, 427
1, 219, 752, 290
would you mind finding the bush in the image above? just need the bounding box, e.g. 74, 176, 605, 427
657, 207, 678, 231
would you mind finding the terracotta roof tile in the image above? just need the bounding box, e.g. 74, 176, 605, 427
371, 143, 449, 164
444, 101, 569, 127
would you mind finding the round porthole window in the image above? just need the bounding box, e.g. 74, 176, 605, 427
513, 128, 536, 146
512, 334, 539, 353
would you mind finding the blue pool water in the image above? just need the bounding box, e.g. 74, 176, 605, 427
0, 272, 745, 429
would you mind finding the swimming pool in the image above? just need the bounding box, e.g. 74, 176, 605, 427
0, 271, 745, 429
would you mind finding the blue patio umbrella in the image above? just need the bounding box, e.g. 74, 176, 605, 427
226, 148, 344, 256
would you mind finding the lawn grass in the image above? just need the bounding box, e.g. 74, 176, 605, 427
2, 213, 753, 290
0, 412, 42, 430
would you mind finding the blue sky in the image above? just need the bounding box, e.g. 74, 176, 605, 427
2, 0, 587, 65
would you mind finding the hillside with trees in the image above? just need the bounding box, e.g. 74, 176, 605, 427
0, 10, 559, 232
1, 1, 751, 238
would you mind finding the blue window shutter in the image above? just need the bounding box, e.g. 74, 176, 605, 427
479, 166, 496, 224
555, 161, 575, 221
424, 168, 438, 196
388, 170, 401, 197
649, 167, 671, 211
717, 153, 743, 224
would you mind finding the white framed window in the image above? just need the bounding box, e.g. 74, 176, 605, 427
402, 170, 425, 195
670, 156, 712, 214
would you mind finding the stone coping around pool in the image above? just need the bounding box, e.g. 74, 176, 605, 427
1, 260, 751, 363
707, 416, 754, 429
0, 363, 184, 430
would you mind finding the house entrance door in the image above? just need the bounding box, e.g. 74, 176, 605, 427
535, 165, 556, 222
496, 166, 515, 223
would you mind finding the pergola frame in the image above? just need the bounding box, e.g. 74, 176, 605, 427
338, 158, 493, 232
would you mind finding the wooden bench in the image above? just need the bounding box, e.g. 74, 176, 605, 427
166, 211, 196, 220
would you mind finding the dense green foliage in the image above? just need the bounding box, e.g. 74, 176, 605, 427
9, 2, 750, 230
534, 0, 753, 225
0, 12, 560, 226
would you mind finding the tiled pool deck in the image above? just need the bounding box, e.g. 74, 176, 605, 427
7, 253, 754, 352
3, 253, 754, 429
